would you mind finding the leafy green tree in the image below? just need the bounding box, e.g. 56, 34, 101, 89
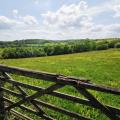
96, 44, 108, 50
115, 43, 120, 48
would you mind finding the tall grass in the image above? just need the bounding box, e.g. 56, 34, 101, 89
0, 49, 120, 120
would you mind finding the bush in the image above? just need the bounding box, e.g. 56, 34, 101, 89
96, 44, 108, 50
44, 46, 54, 56
108, 41, 116, 48
114, 43, 120, 48
1, 47, 46, 59
63, 45, 73, 54
53, 45, 64, 55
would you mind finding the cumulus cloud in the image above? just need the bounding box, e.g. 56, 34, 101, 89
90, 25, 104, 32
22, 15, 38, 25
42, 1, 93, 29
0, 16, 23, 30
107, 24, 120, 33
113, 5, 120, 17
41, 0, 120, 39
0, 14, 38, 30
0, 16, 13, 29
0, 1, 120, 41
12, 9, 39, 25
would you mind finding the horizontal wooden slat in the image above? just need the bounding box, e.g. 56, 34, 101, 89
58, 76, 120, 95
1, 76, 120, 115
5, 83, 64, 111
4, 97, 93, 120
0, 87, 23, 97
3, 85, 120, 115
33, 99, 93, 120
1, 76, 120, 114
0, 77, 90, 103
0, 77, 43, 91
0, 64, 58, 82
0, 64, 120, 95
10, 109, 33, 120
4, 97, 55, 120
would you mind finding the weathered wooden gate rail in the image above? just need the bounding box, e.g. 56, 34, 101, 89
0, 64, 120, 120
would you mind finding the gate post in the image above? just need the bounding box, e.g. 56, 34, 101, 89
0, 73, 6, 120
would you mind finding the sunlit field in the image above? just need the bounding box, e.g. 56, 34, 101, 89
0, 48, 120, 120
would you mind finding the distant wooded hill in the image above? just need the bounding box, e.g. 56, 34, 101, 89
0, 39, 53, 47
0, 38, 120, 47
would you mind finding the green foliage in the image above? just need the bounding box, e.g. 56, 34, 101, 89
44, 45, 54, 56
2, 47, 46, 59
0, 38, 120, 59
96, 44, 108, 50
53, 45, 65, 55
115, 42, 120, 48
63, 45, 73, 54
0, 39, 52, 48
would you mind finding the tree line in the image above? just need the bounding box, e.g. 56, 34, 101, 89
1, 39, 120, 59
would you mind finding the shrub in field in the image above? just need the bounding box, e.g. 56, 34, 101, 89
52, 45, 65, 55
32, 48, 47, 57
44, 46, 55, 56
1, 47, 46, 59
2, 48, 17, 58
72, 41, 96, 53
114, 43, 120, 48
96, 44, 108, 50
73, 43, 88, 52
108, 41, 116, 48
107, 40, 119, 48
63, 45, 73, 54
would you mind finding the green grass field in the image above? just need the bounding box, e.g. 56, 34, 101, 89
0, 48, 120, 120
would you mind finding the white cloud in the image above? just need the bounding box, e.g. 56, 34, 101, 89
22, 15, 38, 25
106, 24, 120, 33
0, 16, 23, 30
42, 0, 120, 30
113, 5, 120, 17
90, 25, 104, 32
42, 1, 93, 29
0, 16, 13, 29
0, 14, 38, 30
41, 1, 120, 40
12, 9, 38, 26
0, 1, 120, 41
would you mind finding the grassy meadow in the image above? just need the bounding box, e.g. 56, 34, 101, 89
0, 48, 120, 120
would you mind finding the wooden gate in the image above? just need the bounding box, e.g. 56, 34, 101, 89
0, 64, 120, 120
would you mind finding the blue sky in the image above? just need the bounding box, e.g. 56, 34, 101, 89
0, 0, 120, 41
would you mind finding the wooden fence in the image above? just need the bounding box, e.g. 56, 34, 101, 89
0, 64, 120, 120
